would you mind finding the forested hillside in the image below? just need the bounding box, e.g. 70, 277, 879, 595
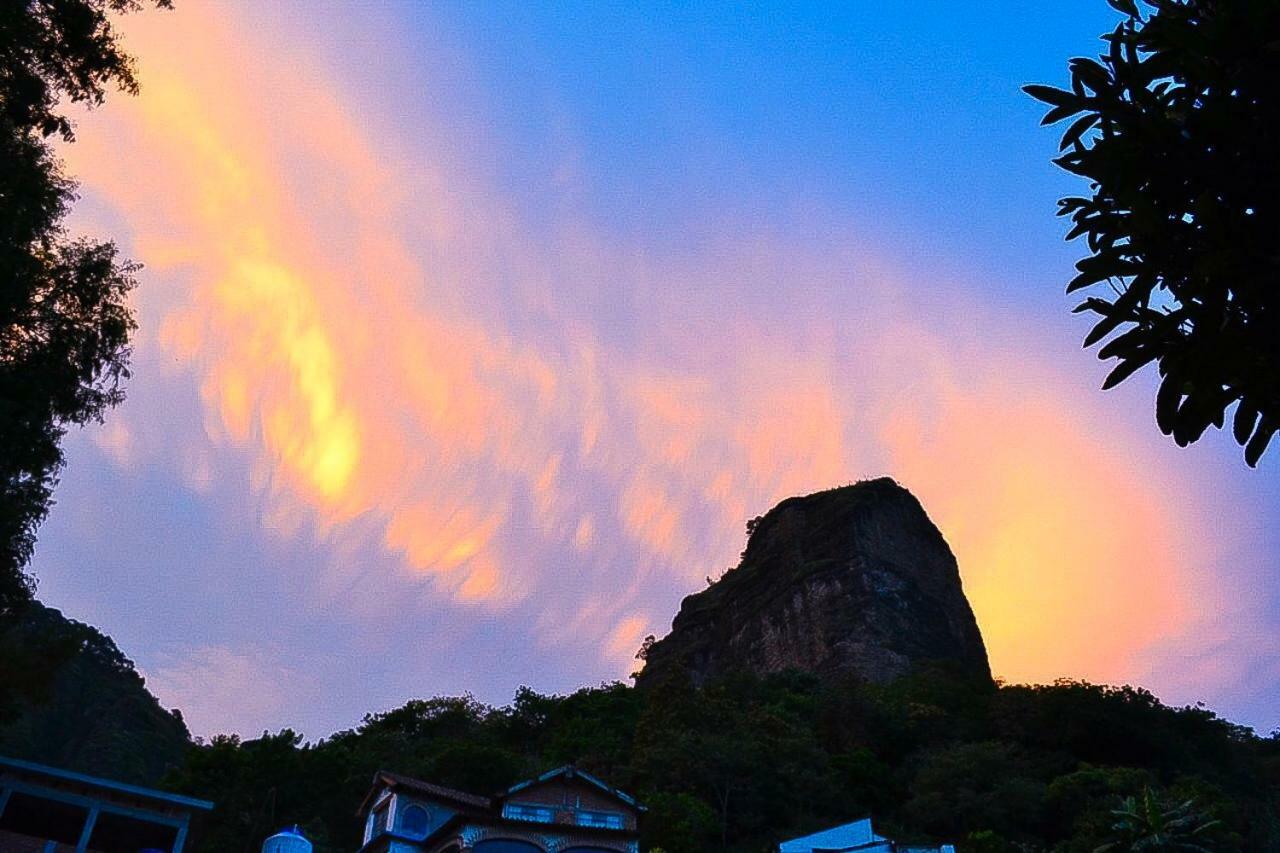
159, 669, 1280, 852
3, 608, 1276, 851
0, 602, 190, 784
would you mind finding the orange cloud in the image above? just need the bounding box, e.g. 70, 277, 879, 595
882, 364, 1193, 685
63, 1, 1218, 694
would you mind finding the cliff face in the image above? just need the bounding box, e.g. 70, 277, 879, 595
637, 478, 991, 687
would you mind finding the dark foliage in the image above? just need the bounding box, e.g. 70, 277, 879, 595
0, 0, 169, 614
1026, 0, 1280, 466
150, 669, 1280, 852
1094, 787, 1224, 852
0, 601, 189, 783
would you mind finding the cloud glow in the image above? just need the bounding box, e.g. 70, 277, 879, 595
46, 1, 1268, 736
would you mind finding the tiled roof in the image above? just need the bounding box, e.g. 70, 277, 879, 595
359, 764, 644, 818
377, 770, 493, 809
357, 770, 492, 817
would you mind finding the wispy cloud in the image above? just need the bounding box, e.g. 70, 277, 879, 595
143, 644, 320, 740
48, 1, 1273, 736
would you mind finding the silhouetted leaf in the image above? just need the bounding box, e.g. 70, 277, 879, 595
1172, 398, 1216, 446
1083, 312, 1128, 347
1054, 151, 1098, 178
1102, 351, 1157, 389
1245, 419, 1277, 468
1098, 326, 1148, 360
1024, 84, 1080, 109
1044, 102, 1089, 125
1057, 196, 1091, 215
1155, 371, 1182, 433
1233, 400, 1259, 446
1069, 58, 1111, 94
1107, 0, 1139, 18
1060, 113, 1100, 150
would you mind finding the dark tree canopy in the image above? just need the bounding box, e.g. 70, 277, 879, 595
6, 606, 1275, 852
0, 601, 189, 782
1026, 0, 1280, 466
150, 672, 1276, 851
0, 0, 168, 611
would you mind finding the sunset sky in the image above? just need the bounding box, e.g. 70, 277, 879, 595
31, 1, 1280, 739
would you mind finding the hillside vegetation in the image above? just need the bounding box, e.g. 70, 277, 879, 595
0, 602, 189, 784
159, 668, 1280, 852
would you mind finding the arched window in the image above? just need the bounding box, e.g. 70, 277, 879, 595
473, 840, 543, 853
399, 803, 431, 836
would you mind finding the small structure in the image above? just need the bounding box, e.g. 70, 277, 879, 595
264, 824, 313, 853
0, 754, 213, 852
779, 817, 955, 853
356, 765, 642, 853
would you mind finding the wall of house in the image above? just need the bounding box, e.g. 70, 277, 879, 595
392, 794, 457, 840
503, 780, 636, 832
363, 787, 459, 847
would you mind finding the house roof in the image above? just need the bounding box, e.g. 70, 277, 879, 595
500, 764, 644, 811
779, 817, 884, 852
356, 769, 492, 817
357, 764, 645, 821
0, 754, 214, 813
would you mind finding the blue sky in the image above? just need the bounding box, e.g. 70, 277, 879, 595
31, 1, 1280, 739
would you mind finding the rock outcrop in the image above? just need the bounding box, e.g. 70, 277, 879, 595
636, 478, 991, 688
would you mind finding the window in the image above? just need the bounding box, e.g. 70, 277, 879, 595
370, 803, 389, 837
502, 802, 555, 823
399, 803, 431, 836
575, 810, 624, 829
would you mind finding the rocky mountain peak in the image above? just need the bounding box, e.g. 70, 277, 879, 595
636, 477, 991, 687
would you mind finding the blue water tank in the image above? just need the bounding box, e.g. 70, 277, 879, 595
262, 825, 312, 853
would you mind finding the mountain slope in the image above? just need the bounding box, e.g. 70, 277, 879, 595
0, 601, 190, 784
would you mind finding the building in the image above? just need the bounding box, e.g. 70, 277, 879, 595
263, 825, 314, 853
779, 817, 955, 853
357, 765, 642, 853
0, 754, 213, 852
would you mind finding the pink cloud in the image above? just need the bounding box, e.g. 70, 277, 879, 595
52, 0, 1267, 734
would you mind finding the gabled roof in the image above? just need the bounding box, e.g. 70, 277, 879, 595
356, 764, 645, 823
500, 765, 644, 811
356, 769, 492, 817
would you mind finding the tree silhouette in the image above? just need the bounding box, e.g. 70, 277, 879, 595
1094, 787, 1222, 852
1026, 0, 1280, 466
0, 0, 170, 614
